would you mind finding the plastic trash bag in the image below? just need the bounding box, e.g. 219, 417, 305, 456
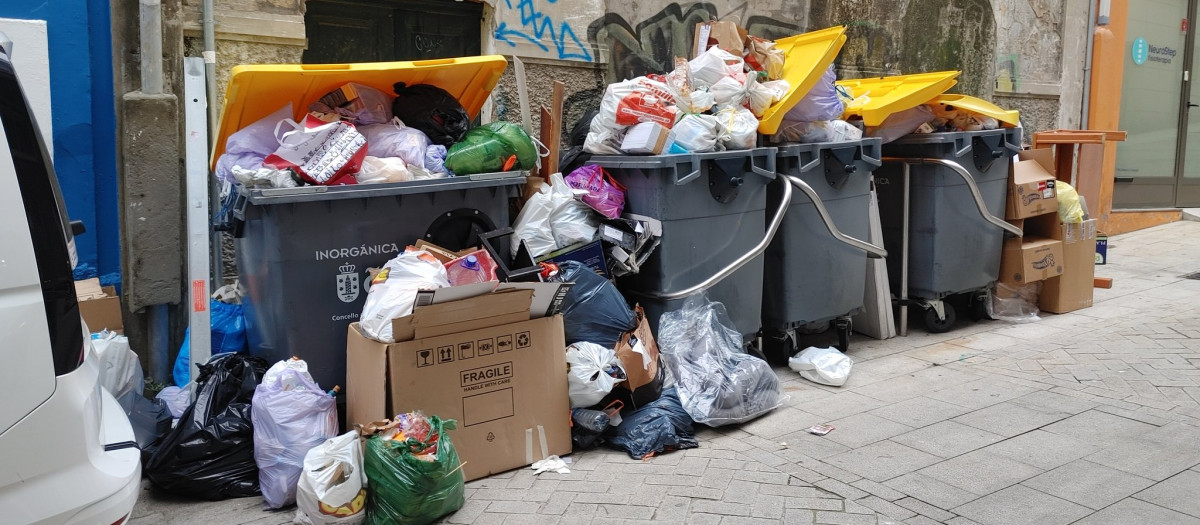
295, 431, 368, 525
566, 342, 626, 408
564, 165, 626, 220
788, 347, 854, 386
657, 295, 785, 426
607, 387, 698, 460
358, 119, 430, 168
773, 120, 863, 144
390, 82, 470, 146
867, 105, 935, 144
265, 116, 368, 186
689, 47, 745, 88
216, 103, 293, 183
217, 152, 266, 184
311, 83, 395, 126
585, 77, 678, 155
174, 299, 248, 386
1055, 181, 1086, 223
424, 144, 450, 175
747, 36, 785, 80
785, 65, 844, 122
156, 385, 192, 419
748, 78, 790, 118
988, 282, 1042, 324
359, 250, 450, 343
444, 121, 537, 176
356, 156, 412, 184
232, 165, 301, 189
510, 181, 558, 258
717, 106, 758, 151
145, 353, 269, 500
253, 359, 339, 509
116, 390, 171, 463
93, 331, 143, 400
671, 114, 723, 153
558, 261, 638, 348
364, 415, 464, 525
548, 173, 600, 249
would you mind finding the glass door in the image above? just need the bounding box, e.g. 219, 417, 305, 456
1180, 8, 1200, 206
1113, 0, 1190, 208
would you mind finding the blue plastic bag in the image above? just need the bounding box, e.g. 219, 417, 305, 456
173, 300, 248, 386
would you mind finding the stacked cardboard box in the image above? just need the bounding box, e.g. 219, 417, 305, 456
999, 152, 1063, 287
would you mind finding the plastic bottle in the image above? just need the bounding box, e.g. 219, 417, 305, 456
447, 255, 488, 286
571, 408, 611, 432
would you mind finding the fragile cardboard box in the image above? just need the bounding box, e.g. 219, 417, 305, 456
1037, 218, 1098, 314
74, 278, 123, 334
1007, 159, 1058, 220
998, 236, 1064, 285
346, 283, 571, 482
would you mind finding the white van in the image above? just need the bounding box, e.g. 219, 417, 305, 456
0, 33, 140, 524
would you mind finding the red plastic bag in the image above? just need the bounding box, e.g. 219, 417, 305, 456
264, 115, 367, 186
564, 165, 627, 219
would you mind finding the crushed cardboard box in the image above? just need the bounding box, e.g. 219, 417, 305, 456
74, 278, 123, 334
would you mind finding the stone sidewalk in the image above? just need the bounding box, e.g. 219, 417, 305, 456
131, 220, 1200, 525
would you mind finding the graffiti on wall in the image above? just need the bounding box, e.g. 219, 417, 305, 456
493, 0, 597, 61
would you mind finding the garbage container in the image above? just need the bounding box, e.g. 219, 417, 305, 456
762, 139, 885, 352
585, 149, 781, 343
874, 127, 1023, 332
211, 56, 522, 395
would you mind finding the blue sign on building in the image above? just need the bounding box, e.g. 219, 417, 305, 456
1132, 37, 1149, 65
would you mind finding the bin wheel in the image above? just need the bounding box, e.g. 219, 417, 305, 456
761, 331, 794, 366
923, 306, 957, 333
968, 294, 991, 322
833, 318, 852, 352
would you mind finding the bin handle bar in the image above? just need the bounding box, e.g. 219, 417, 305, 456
798, 156, 822, 173
785, 175, 887, 259
751, 163, 777, 180
640, 174, 793, 301
882, 157, 1023, 237
676, 169, 702, 186
861, 152, 882, 168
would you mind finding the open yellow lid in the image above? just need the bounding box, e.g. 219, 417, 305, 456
837, 71, 960, 126
211, 56, 509, 168
929, 94, 1020, 128
757, 26, 848, 135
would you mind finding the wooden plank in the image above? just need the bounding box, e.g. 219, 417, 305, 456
1105, 210, 1182, 235
1054, 144, 1075, 185
1094, 277, 1114, 289
538, 106, 553, 179
547, 81, 565, 176
1075, 143, 1105, 220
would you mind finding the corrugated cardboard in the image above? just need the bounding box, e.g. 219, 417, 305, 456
75, 279, 123, 334
998, 236, 1064, 285
693, 20, 748, 57
346, 285, 571, 482
1007, 159, 1058, 220
612, 306, 663, 410
1036, 218, 1098, 313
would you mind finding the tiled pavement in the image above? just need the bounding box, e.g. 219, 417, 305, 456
132, 220, 1200, 524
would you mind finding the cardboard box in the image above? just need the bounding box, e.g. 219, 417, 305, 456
620, 122, 670, 155
1096, 234, 1108, 265
693, 20, 748, 57
74, 278, 123, 333
998, 236, 1064, 285
346, 283, 571, 481
1007, 159, 1058, 220
612, 306, 663, 410
1037, 219, 1098, 313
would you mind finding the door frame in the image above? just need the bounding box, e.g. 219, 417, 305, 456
1172, 0, 1200, 206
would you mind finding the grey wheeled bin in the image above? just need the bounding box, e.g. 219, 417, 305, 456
874, 128, 1024, 334
585, 148, 787, 345
762, 138, 888, 358
229, 175, 524, 398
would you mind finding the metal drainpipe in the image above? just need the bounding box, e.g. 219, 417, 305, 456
203, 0, 223, 285
1081, 0, 1100, 129
140, 0, 171, 381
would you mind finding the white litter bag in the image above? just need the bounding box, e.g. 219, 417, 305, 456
294, 431, 367, 525
513, 173, 599, 257
717, 106, 759, 151
565, 342, 625, 408
93, 331, 144, 400
671, 114, 723, 153
512, 183, 559, 258
355, 156, 412, 184
252, 358, 339, 509
359, 250, 450, 343
155, 385, 192, 419
789, 346, 854, 386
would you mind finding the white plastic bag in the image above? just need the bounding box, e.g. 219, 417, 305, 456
785, 65, 844, 122
511, 183, 559, 258
548, 173, 600, 249
718, 106, 758, 151
867, 105, 935, 144
748, 79, 790, 118
565, 342, 625, 408
774, 120, 863, 144
988, 282, 1042, 324
671, 114, 723, 153
92, 332, 144, 400
585, 77, 678, 155
689, 47, 745, 88
216, 104, 294, 183
155, 385, 192, 419
359, 250, 450, 343
231, 165, 301, 188
294, 431, 367, 525
788, 346, 854, 386
358, 118, 430, 168
657, 295, 785, 426
252, 358, 339, 509
355, 156, 412, 184
708, 76, 745, 108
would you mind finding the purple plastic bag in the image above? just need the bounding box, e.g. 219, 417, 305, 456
564, 165, 627, 219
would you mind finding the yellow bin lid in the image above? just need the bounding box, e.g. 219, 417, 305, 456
757, 26, 848, 135
928, 94, 1020, 128
837, 71, 960, 126
211, 56, 509, 169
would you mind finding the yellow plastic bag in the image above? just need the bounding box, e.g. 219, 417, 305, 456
1056, 181, 1085, 223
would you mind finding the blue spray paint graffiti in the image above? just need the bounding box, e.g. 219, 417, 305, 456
494, 0, 594, 61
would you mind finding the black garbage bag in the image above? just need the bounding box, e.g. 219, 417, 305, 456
116, 390, 172, 464
391, 82, 470, 146
558, 261, 637, 348
607, 387, 698, 459
145, 353, 269, 500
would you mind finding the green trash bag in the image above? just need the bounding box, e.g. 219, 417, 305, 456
444, 122, 538, 175
364, 416, 465, 525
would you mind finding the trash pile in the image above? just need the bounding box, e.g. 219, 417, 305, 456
214, 82, 537, 189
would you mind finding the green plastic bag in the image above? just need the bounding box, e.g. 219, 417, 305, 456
364, 416, 465, 525
444, 122, 537, 175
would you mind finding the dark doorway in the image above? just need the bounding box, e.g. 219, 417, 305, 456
303, 0, 484, 63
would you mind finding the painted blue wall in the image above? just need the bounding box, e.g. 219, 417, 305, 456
1, 0, 121, 287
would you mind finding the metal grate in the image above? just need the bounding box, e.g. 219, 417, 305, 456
1184, 272, 1200, 280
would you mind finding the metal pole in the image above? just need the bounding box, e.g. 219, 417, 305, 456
1081, 0, 1099, 128
185, 57, 212, 379
785, 175, 888, 258
900, 163, 910, 337
138, 0, 163, 94
203, 0, 223, 286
